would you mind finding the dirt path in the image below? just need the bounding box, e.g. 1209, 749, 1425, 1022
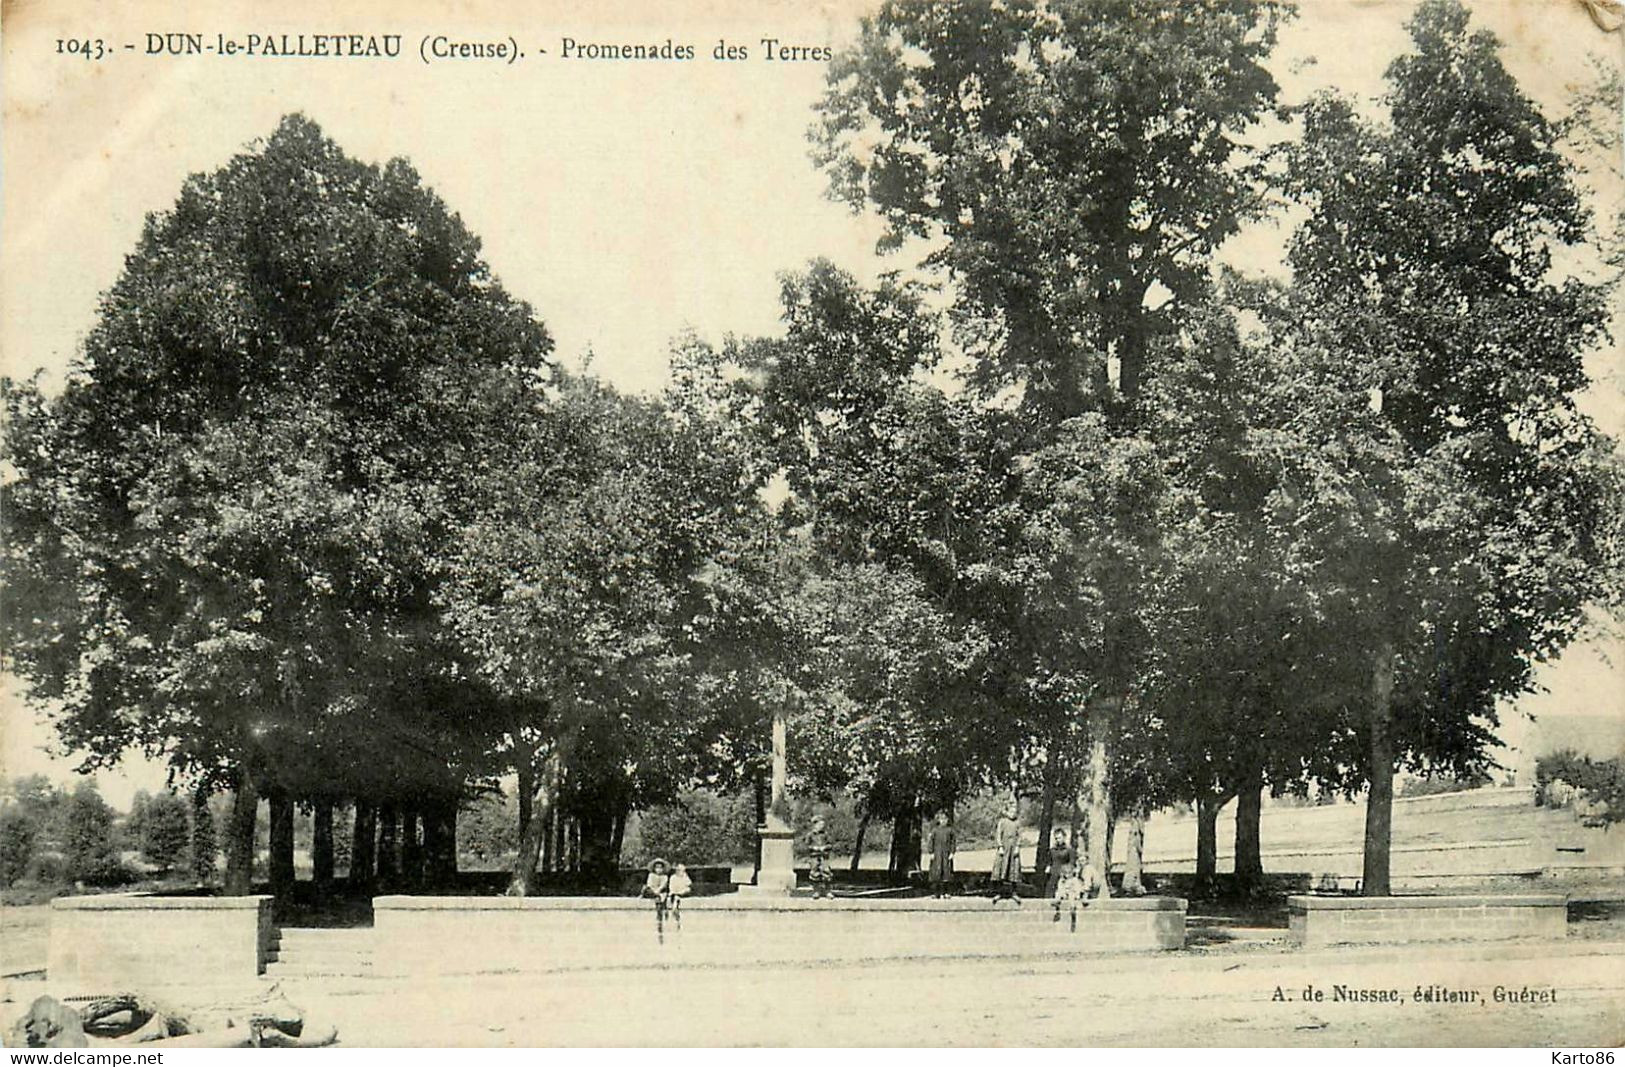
0, 906, 48, 975
295, 939, 1625, 1047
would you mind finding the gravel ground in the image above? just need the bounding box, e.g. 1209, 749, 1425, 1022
258, 937, 1625, 1047
0, 905, 48, 975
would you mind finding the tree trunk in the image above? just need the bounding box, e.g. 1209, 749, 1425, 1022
579, 805, 617, 882
1083, 704, 1114, 899
268, 788, 295, 898
888, 811, 903, 876
1361, 642, 1398, 897
1035, 774, 1056, 883
547, 806, 561, 874
312, 799, 335, 889
400, 809, 423, 889
1195, 793, 1220, 882
1234, 762, 1264, 882
376, 805, 399, 887
1121, 807, 1147, 895
850, 811, 870, 872
511, 798, 548, 896
751, 777, 766, 883
904, 801, 920, 873
609, 808, 628, 871
423, 799, 458, 889
888, 800, 919, 878
351, 800, 377, 889
224, 772, 258, 897
517, 762, 535, 842
510, 747, 565, 895
1068, 802, 1082, 852
1103, 811, 1116, 882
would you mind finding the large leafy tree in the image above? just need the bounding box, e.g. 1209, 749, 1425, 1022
737, 262, 1024, 845
438, 368, 778, 891
1135, 289, 1351, 882
1280, 0, 1620, 893
813, 0, 1288, 422
814, 0, 1293, 891
2, 114, 553, 893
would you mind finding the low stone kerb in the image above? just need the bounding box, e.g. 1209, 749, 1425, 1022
1287, 894, 1566, 911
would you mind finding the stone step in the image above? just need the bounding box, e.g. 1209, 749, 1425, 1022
271, 945, 372, 959
277, 928, 376, 943
263, 961, 373, 978
264, 927, 377, 977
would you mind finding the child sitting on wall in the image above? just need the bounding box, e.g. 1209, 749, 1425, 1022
668, 863, 693, 929
643, 858, 672, 942
1052, 862, 1096, 932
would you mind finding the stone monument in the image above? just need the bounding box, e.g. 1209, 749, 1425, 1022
744, 705, 797, 895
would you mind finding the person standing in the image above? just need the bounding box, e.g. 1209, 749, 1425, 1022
926, 810, 956, 898
806, 816, 834, 899
1044, 828, 1074, 899
990, 801, 1022, 905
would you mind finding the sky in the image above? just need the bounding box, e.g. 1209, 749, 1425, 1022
1, 0, 1621, 807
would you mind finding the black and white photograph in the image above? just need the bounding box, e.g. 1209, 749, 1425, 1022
2, 0, 1622, 1050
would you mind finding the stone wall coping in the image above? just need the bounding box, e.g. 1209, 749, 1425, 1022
1287, 894, 1566, 911
50, 893, 273, 911
374, 894, 1186, 913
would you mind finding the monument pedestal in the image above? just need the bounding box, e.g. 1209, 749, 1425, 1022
739, 820, 797, 896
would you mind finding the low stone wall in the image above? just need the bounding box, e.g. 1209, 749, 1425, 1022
48, 894, 275, 991
1287, 894, 1567, 948
373, 894, 1186, 975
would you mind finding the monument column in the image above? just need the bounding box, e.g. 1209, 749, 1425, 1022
749, 704, 797, 894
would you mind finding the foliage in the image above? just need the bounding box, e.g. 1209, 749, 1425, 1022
132, 791, 191, 871
735, 262, 1018, 812
1, 114, 553, 815
0, 809, 39, 887
1278, 0, 1618, 788
458, 789, 520, 867
60, 781, 118, 883
629, 790, 756, 868
1535, 749, 1625, 823
1396, 771, 1492, 798
813, 0, 1289, 420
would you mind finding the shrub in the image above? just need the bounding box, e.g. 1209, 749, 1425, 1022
630, 790, 755, 868
1536, 750, 1625, 823
24, 852, 67, 886
137, 792, 191, 872
459, 790, 520, 866
61, 781, 117, 882
1397, 770, 1492, 798
80, 859, 138, 887
0, 808, 39, 887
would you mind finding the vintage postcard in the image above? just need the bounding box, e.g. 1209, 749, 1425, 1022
2, 0, 1622, 1051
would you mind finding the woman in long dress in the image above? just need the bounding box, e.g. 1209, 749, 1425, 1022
990, 802, 1021, 904
927, 810, 955, 897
